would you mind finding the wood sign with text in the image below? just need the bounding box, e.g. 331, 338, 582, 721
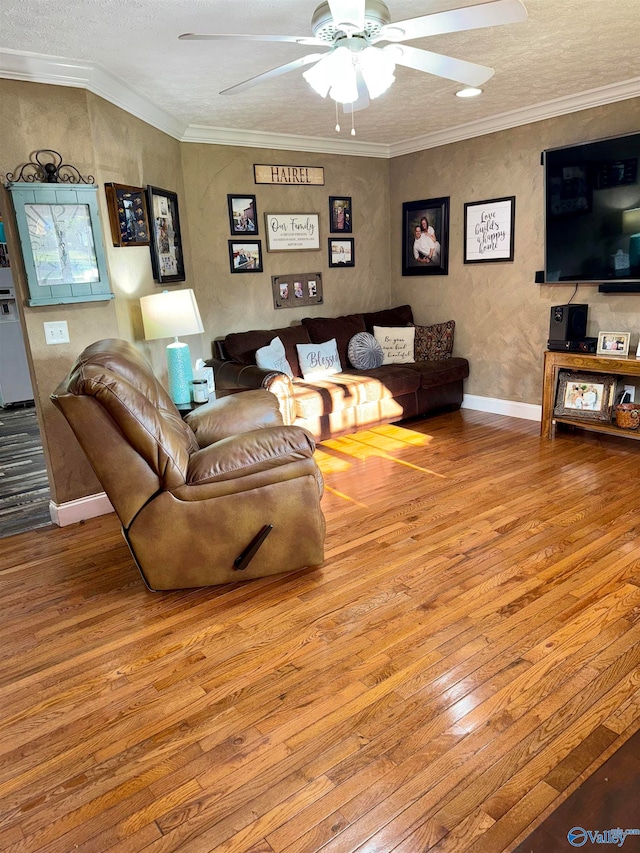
254, 164, 325, 186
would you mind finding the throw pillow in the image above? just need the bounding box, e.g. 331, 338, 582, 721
296, 339, 342, 381
414, 321, 455, 361
255, 336, 294, 378
373, 325, 416, 364
348, 332, 384, 370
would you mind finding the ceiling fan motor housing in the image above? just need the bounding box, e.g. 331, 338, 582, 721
311, 0, 392, 42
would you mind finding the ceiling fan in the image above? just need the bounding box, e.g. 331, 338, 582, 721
179, 0, 528, 112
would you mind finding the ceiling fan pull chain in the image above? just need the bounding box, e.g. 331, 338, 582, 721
335, 100, 341, 133
351, 103, 356, 137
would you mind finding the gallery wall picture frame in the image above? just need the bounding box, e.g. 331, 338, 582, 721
402, 197, 449, 276
272, 272, 323, 308
329, 196, 352, 233
328, 237, 355, 268
265, 213, 320, 252
104, 183, 150, 247
146, 185, 185, 284
6, 182, 113, 306
464, 196, 515, 263
553, 370, 616, 423
228, 240, 263, 273
227, 194, 258, 236
596, 331, 631, 357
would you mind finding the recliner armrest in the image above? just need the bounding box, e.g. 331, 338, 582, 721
184, 390, 282, 447
186, 425, 316, 485
207, 358, 295, 424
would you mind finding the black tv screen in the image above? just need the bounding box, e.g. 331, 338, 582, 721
543, 132, 640, 292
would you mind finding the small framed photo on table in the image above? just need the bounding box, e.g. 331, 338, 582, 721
597, 331, 630, 357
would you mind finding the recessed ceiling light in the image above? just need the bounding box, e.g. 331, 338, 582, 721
456, 87, 483, 98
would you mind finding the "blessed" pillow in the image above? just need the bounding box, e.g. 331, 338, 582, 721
296, 338, 342, 380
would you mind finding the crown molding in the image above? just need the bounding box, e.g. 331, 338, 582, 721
388, 77, 640, 157
1, 48, 639, 160
181, 123, 389, 157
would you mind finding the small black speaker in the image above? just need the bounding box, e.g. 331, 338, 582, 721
549, 304, 588, 342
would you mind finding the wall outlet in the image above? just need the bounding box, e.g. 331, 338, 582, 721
44, 320, 70, 345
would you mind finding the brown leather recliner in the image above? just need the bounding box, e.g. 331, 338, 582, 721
51, 339, 325, 590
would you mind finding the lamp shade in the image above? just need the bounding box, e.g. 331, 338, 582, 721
140, 289, 204, 341
622, 208, 640, 235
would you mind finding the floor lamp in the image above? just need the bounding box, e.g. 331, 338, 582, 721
140, 289, 204, 405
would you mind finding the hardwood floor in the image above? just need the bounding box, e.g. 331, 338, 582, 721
1, 408, 639, 853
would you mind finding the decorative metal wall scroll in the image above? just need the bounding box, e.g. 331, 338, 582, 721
4, 149, 95, 185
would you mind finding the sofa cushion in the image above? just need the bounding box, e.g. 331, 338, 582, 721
296, 339, 342, 380
410, 357, 470, 389
348, 332, 384, 369
373, 325, 416, 364
362, 304, 414, 332
293, 366, 419, 420
414, 320, 455, 361
255, 336, 294, 378
301, 313, 366, 368
224, 325, 311, 377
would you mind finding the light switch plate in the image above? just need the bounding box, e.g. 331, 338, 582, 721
44, 320, 70, 345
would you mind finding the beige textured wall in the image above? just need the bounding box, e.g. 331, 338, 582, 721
390, 97, 640, 406
179, 143, 390, 347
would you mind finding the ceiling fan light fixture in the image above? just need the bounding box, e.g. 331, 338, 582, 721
455, 86, 483, 97
359, 46, 395, 99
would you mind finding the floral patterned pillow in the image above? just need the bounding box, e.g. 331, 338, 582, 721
414, 321, 455, 361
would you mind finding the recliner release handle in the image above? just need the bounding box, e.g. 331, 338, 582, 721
234, 524, 273, 571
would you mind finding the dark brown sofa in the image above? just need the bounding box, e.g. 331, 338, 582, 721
210, 305, 469, 442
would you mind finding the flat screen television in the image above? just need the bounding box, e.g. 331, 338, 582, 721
542, 131, 640, 293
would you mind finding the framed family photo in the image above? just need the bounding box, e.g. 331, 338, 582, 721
228, 240, 263, 273
464, 196, 515, 263
227, 194, 258, 235
402, 197, 449, 276
146, 185, 185, 283
329, 196, 352, 233
554, 371, 616, 423
328, 237, 354, 267
596, 331, 630, 357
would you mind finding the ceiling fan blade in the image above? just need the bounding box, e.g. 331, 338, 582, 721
375, 0, 527, 43
385, 44, 494, 87
328, 0, 366, 33
343, 73, 370, 113
179, 32, 325, 46
220, 53, 327, 95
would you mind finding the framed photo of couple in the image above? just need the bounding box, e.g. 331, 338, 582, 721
402, 197, 449, 276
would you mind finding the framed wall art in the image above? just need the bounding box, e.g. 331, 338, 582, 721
227, 194, 258, 235
464, 196, 515, 263
328, 237, 354, 268
6, 183, 113, 306
329, 196, 352, 233
554, 370, 616, 423
228, 240, 263, 273
272, 272, 323, 308
146, 185, 185, 284
265, 213, 320, 252
104, 183, 150, 247
402, 197, 449, 276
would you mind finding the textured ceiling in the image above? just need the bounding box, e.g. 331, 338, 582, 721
1, 0, 640, 148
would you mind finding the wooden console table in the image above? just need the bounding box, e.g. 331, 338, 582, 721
541, 350, 640, 440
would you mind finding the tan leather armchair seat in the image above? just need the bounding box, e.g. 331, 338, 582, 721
51, 339, 325, 590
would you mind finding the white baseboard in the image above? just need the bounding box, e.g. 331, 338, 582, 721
49, 492, 114, 527
462, 394, 542, 422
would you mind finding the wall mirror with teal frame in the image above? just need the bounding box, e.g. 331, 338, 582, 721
7, 183, 113, 306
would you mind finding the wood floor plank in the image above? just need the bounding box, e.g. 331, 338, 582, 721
1, 410, 640, 852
